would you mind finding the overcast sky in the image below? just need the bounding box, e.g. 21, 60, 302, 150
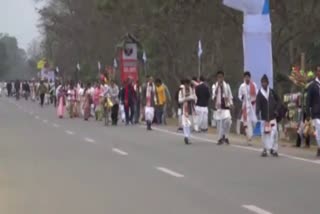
0, 0, 40, 49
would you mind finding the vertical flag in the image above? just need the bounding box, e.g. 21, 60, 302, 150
98, 61, 101, 71
142, 51, 147, 63
198, 40, 203, 58
76, 63, 81, 71
56, 66, 60, 73
113, 58, 118, 68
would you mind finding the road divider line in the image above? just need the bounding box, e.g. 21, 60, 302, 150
150, 126, 320, 166
84, 138, 96, 144
112, 148, 128, 156
52, 123, 60, 128
156, 167, 184, 178
65, 130, 75, 135
242, 205, 272, 214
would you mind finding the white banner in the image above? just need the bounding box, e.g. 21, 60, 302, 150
223, 0, 273, 87
41, 69, 55, 82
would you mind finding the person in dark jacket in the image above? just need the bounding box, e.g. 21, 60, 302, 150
22, 81, 30, 100
121, 78, 136, 125
256, 74, 280, 157
195, 76, 211, 132
306, 66, 320, 157
14, 79, 20, 100
6, 81, 12, 97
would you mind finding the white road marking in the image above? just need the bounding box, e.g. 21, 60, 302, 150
35, 116, 40, 120
84, 138, 96, 144
52, 123, 60, 128
242, 205, 273, 214
112, 148, 128, 156
65, 130, 75, 135
149, 126, 320, 166
156, 167, 184, 178
42, 119, 48, 124
29, 112, 34, 115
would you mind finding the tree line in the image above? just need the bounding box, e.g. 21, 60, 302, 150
0, 34, 34, 80
37, 0, 320, 95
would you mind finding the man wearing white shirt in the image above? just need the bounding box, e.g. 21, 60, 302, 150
238, 71, 258, 145
212, 71, 233, 145
306, 66, 320, 157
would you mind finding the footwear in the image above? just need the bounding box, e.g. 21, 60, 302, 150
270, 149, 279, 157
201, 129, 208, 133
317, 148, 320, 157
177, 127, 183, 132
184, 137, 190, 145
217, 138, 224, 145
261, 149, 268, 157
224, 138, 230, 145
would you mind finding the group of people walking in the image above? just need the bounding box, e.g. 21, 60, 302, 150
173, 70, 314, 158
3, 67, 320, 158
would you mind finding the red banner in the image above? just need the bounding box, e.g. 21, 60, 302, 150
120, 43, 139, 83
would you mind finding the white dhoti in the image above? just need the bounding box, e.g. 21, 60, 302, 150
120, 104, 125, 122
314, 119, 320, 147
241, 106, 257, 140
182, 115, 192, 138
214, 109, 232, 139
145, 106, 155, 122
178, 108, 182, 128
260, 120, 278, 151
195, 106, 208, 131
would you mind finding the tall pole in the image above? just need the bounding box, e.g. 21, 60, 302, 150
198, 56, 201, 79
198, 40, 203, 79
98, 61, 101, 77
143, 51, 147, 77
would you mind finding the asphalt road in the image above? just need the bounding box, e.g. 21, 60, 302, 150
0, 97, 319, 214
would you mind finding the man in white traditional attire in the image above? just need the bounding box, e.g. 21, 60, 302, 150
143, 76, 156, 131
179, 79, 197, 145
212, 71, 233, 145
256, 74, 280, 157
238, 71, 258, 145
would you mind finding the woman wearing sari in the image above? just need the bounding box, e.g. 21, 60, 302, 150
83, 83, 93, 121
93, 84, 103, 121
67, 82, 78, 118
57, 86, 66, 118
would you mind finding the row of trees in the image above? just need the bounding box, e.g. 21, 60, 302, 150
37, 0, 320, 94
0, 34, 34, 80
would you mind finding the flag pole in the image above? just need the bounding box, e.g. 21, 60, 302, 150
198, 56, 201, 79
143, 51, 147, 77
197, 40, 202, 79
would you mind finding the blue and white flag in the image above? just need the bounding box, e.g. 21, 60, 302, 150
142, 51, 147, 63
76, 63, 81, 71
198, 40, 203, 58
113, 58, 118, 68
